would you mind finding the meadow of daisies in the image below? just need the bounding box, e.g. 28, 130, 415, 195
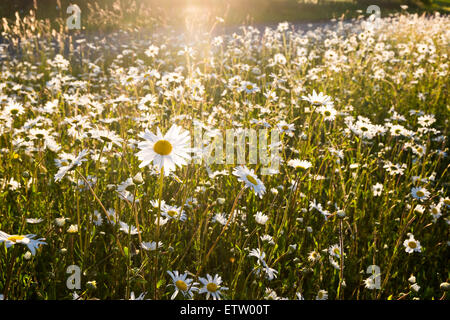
0, 9, 449, 301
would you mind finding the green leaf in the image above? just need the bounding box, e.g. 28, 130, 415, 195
157, 279, 165, 289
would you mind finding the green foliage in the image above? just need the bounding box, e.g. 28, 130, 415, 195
0, 8, 448, 300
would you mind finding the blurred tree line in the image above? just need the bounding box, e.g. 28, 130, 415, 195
0, 0, 436, 19
0, 0, 438, 31
0, 0, 159, 32
1, 0, 124, 19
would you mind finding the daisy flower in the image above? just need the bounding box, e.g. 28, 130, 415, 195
137, 124, 191, 176
329, 247, 345, 262
296, 292, 305, 300
316, 290, 328, 300
117, 178, 134, 194
288, 159, 312, 170
167, 270, 198, 300
104, 208, 118, 225
54, 149, 89, 182
274, 53, 287, 65
129, 291, 147, 300
263, 266, 279, 280
364, 277, 378, 290
154, 216, 169, 226
255, 211, 269, 225
411, 283, 420, 292
348, 118, 378, 140
145, 44, 159, 57
308, 250, 321, 262
54, 217, 67, 227
239, 81, 260, 94
383, 161, 407, 176
301, 90, 333, 107
442, 197, 450, 208
317, 104, 337, 121
150, 199, 167, 209
372, 183, 383, 196
276, 121, 295, 136
67, 224, 78, 233
249, 248, 266, 265
93, 210, 103, 226
161, 204, 187, 222
411, 187, 430, 201
3, 100, 25, 116
198, 274, 228, 300
118, 221, 140, 235
0, 231, 46, 255
26, 218, 44, 224
141, 241, 163, 251
403, 234, 422, 254
260, 234, 275, 245
329, 244, 345, 259
248, 248, 277, 280
233, 166, 266, 198
414, 204, 425, 214
418, 114, 436, 127
263, 90, 278, 101
329, 256, 341, 270
430, 203, 442, 222
89, 128, 123, 147
184, 197, 198, 208
389, 124, 409, 137
212, 212, 229, 225
265, 288, 281, 300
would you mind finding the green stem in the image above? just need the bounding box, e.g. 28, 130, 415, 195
3, 247, 17, 300
154, 167, 164, 300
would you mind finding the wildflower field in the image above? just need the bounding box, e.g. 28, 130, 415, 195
0, 5, 449, 301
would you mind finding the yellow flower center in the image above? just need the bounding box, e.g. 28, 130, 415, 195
408, 241, 417, 249
176, 280, 188, 292
153, 140, 173, 156
324, 110, 331, 117
246, 84, 253, 90
416, 190, 424, 198
282, 125, 289, 131
8, 235, 25, 242
206, 282, 218, 292
246, 174, 258, 185
167, 210, 178, 217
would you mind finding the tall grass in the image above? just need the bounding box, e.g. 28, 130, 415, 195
0, 8, 448, 300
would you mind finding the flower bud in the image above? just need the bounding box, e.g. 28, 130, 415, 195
132, 172, 144, 184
